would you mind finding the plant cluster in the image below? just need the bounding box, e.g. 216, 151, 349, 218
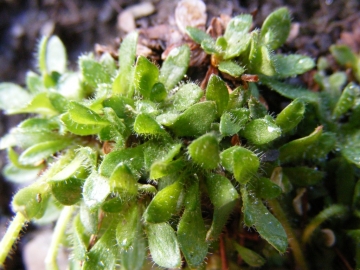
0, 7, 359, 270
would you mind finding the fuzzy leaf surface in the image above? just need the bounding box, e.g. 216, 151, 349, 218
241, 187, 288, 253
274, 54, 315, 77
134, 56, 159, 99
220, 108, 250, 136
242, 118, 281, 145
275, 98, 305, 133
12, 181, 51, 219
146, 223, 181, 268
0, 83, 31, 112
45, 36, 67, 74
218, 61, 245, 77
160, 45, 190, 91
206, 74, 229, 116
113, 32, 138, 96
177, 181, 208, 267
143, 179, 182, 223
223, 14, 252, 59
205, 174, 239, 240
234, 243, 266, 267
188, 133, 220, 169
169, 101, 217, 136
260, 7, 291, 50
172, 82, 203, 112
83, 171, 110, 210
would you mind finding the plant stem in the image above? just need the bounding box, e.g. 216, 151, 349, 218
0, 212, 28, 267
45, 205, 74, 270
268, 199, 309, 270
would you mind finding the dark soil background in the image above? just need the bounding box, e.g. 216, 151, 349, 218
0, 0, 359, 269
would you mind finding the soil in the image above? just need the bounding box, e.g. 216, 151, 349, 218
0, 0, 359, 269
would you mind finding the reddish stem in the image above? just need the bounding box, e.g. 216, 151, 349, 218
219, 234, 228, 270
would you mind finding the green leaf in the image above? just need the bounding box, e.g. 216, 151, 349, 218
48, 91, 70, 113
186, 26, 212, 44
172, 82, 203, 112
150, 82, 167, 102
26, 71, 45, 94
134, 56, 159, 99
113, 32, 138, 96
134, 113, 165, 135
330, 44, 358, 67
45, 36, 67, 74
83, 215, 120, 270
49, 149, 91, 182
248, 96, 267, 119
282, 166, 324, 186
2, 163, 42, 183
120, 232, 146, 270
342, 147, 360, 167
302, 204, 348, 244
169, 101, 217, 136
101, 197, 125, 213
333, 82, 359, 119
255, 177, 282, 199
57, 72, 84, 100
234, 243, 266, 267
8, 92, 58, 116
275, 98, 305, 133
260, 7, 291, 50
99, 146, 144, 178
143, 179, 183, 223
205, 174, 239, 240
259, 75, 318, 103
80, 203, 98, 234
250, 44, 276, 76
116, 204, 140, 250
7, 147, 39, 170
223, 14, 252, 59
103, 95, 135, 119
146, 222, 181, 268
279, 126, 336, 164
0, 83, 31, 112
232, 147, 260, 184
72, 215, 89, 261
19, 139, 71, 166
99, 52, 117, 76
188, 133, 219, 169
242, 118, 281, 145
68, 101, 109, 126
201, 39, 220, 55
80, 54, 111, 88
61, 113, 105, 136
109, 163, 137, 197
12, 181, 51, 219
37, 36, 48, 74
83, 171, 110, 210
160, 45, 190, 91
50, 177, 83, 205
150, 158, 185, 180
241, 186, 288, 253
206, 74, 229, 116
177, 181, 208, 267
218, 61, 245, 77
220, 108, 250, 136
274, 54, 315, 77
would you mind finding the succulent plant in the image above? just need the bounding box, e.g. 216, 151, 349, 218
0, 7, 360, 270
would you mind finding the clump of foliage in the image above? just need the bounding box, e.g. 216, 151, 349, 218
0, 7, 360, 270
